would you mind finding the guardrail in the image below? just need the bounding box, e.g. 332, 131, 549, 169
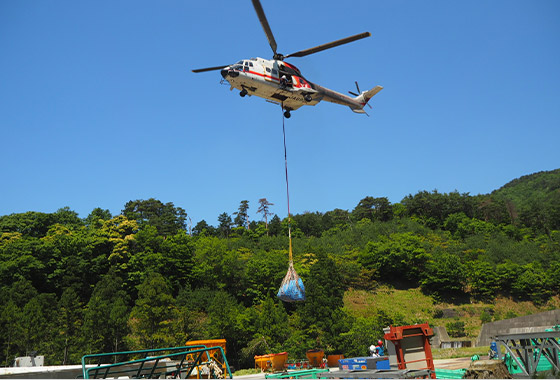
81, 345, 232, 379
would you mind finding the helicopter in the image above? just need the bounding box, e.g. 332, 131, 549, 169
192, 0, 383, 118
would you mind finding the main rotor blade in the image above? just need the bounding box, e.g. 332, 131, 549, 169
251, 0, 278, 56
284, 32, 371, 59
192, 65, 229, 73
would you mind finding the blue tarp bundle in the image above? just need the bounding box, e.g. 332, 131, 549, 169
277, 262, 305, 302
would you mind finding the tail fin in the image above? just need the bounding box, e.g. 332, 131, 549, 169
351, 85, 383, 114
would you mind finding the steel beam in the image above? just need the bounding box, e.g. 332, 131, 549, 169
493, 331, 560, 376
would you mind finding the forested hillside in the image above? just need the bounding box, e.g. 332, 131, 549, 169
1, 169, 559, 368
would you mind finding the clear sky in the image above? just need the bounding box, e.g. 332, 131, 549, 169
1, 1, 559, 227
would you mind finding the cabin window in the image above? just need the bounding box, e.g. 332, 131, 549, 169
249, 62, 253, 67
271, 69, 278, 75
266, 67, 271, 73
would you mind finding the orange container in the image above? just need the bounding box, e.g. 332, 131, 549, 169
254, 352, 288, 371
327, 354, 344, 368
254, 354, 271, 371
185, 339, 228, 378
306, 349, 324, 368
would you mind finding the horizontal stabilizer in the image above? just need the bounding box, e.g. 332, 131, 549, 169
357, 85, 383, 105
351, 85, 383, 113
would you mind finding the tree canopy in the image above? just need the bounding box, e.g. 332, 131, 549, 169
0, 169, 559, 368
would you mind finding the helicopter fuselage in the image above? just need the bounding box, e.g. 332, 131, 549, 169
218, 57, 382, 117
220, 57, 321, 112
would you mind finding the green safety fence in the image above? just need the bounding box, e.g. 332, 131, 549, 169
434, 368, 466, 379
81, 345, 232, 379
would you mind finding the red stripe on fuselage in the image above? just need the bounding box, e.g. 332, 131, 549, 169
234, 68, 279, 82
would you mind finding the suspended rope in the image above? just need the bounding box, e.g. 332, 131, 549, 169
281, 103, 293, 264
277, 103, 305, 302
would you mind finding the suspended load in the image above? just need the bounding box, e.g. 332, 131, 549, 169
276, 103, 305, 302
277, 261, 305, 302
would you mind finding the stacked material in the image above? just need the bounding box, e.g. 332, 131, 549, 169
277, 262, 305, 302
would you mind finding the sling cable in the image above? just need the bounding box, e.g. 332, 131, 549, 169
277, 103, 305, 302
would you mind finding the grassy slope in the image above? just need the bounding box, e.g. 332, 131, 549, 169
344, 286, 560, 358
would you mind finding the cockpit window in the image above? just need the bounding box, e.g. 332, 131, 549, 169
249, 62, 253, 67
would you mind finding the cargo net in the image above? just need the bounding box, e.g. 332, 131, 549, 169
277, 261, 305, 302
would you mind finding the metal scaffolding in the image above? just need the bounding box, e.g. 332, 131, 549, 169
494, 331, 560, 377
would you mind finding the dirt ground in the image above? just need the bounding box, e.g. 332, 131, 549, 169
433, 357, 474, 370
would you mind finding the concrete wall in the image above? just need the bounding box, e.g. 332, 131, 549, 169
431, 326, 450, 348
475, 309, 560, 347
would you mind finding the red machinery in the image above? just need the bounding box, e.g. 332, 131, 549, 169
384, 323, 436, 379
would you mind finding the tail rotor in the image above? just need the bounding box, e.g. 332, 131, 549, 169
348, 81, 372, 109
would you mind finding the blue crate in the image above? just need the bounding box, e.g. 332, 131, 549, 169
375, 359, 390, 370
338, 357, 369, 371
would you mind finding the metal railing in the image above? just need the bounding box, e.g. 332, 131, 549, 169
81, 345, 232, 379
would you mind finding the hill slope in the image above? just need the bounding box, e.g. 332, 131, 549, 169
485, 169, 560, 232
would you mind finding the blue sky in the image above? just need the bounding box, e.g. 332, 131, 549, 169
1, 1, 559, 227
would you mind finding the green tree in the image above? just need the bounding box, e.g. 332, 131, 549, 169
359, 232, 430, 285
20, 294, 58, 364
193, 220, 216, 236
339, 312, 393, 357
123, 198, 187, 236
217, 213, 233, 238
511, 263, 552, 304
57, 287, 83, 364
97, 215, 138, 269
0, 300, 22, 366
257, 198, 274, 235
352, 196, 393, 222
446, 320, 466, 338
0, 211, 56, 237
243, 250, 286, 304
402, 190, 475, 228
0, 234, 44, 290
127, 273, 181, 349
268, 215, 282, 236
467, 260, 499, 301
83, 271, 130, 355
323, 208, 351, 229
420, 252, 466, 302
128, 227, 195, 296
297, 252, 345, 346
206, 290, 244, 368
234, 200, 250, 229
84, 208, 112, 228
52, 207, 83, 227
292, 212, 325, 237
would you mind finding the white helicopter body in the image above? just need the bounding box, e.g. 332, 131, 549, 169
193, 1, 382, 118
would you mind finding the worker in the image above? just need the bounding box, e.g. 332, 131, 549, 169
369, 344, 379, 357
376, 340, 385, 356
